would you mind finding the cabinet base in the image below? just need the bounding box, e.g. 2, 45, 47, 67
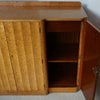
49, 87, 78, 93
0, 90, 48, 95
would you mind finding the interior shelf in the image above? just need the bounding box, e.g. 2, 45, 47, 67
47, 44, 79, 63
48, 63, 77, 87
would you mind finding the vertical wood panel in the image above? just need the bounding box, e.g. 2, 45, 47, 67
40, 21, 48, 91
30, 22, 44, 90
0, 20, 46, 94
13, 22, 31, 91
4, 22, 24, 91
0, 22, 16, 90
0, 77, 4, 90
21, 22, 37, 90
0, 48, 10, 90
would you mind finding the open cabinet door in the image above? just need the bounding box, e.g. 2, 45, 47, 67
81, 21, 100, 100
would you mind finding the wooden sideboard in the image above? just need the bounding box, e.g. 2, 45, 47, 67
0, 2, 100, 100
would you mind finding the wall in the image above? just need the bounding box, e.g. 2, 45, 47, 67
0, 0, 100, 30
83, 0, 100, 30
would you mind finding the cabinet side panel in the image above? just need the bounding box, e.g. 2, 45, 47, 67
0, 22, 16, 90
4, 22, 24, 91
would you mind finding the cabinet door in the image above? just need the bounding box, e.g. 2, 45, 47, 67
0, 21, 48, 95
81, 21, 100, 100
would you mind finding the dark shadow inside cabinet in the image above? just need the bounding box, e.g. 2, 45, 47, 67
45, 21, 81, 88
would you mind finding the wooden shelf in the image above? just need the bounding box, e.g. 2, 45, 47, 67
48, 63, 77, 87
47, 44, 79, 63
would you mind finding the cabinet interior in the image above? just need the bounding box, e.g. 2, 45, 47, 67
45, 21, 81, 89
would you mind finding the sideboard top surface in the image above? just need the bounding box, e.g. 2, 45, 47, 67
0, 2, 87, 21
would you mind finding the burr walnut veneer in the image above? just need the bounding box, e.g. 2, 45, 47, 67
0, 2, 100, 100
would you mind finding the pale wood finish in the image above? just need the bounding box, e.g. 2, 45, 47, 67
0, 21, 47, 94
0, 48, 10, 90
21, 22, 37, 90
0, 22, 17, 91
39, 21, 48, 92
13, 22, 30, 91
30, 22, 44, 90
49, 87, 78, 93
0, 90, 47, 95
0, 77, 4, 90
4, 22, 24, 91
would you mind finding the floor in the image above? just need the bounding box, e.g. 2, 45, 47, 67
95, 77, 100, 100
0, 90, 85, 100
0, 77, 100, 100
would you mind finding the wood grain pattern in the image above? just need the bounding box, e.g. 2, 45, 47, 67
0, 77, 4, 90
0, 2, 81, 9
0, 20, 47, 94
0, 48, 10, 90
0, 22, 16, 90
4, 22, 24, 91
21, 22, 37, 90
39, 21, 48, 92
30, 22, 44, 90
13, 22, 31, 91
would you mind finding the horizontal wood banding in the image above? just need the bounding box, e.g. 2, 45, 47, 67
49, 87, 78, 93
0, 90, 48, 95
0, 2, 81, 9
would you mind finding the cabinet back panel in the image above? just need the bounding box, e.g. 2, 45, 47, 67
46, 21, 81, 32
46, 32, 80, 44
48, 63, 77, 87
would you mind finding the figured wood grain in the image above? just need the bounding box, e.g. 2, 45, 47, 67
4, 22, 24, 91
13, 22, 31, 91
0, 22, 16, 90
0, 77, 4, 90
30, 22, 44, 90
0, 20, 47, 94
21, 22, 37, 90
0, 48, 10, 90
